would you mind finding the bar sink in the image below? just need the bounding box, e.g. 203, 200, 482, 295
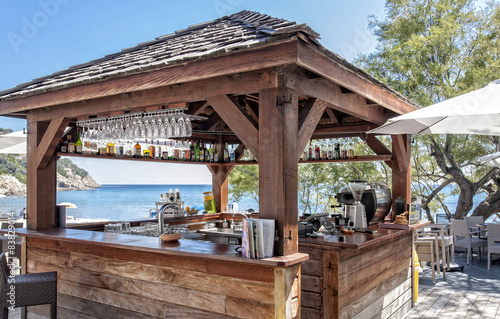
197, 227, 242, 244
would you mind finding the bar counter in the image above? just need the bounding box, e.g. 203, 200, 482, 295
298, 223, 428, 319
10, 227, 307, 319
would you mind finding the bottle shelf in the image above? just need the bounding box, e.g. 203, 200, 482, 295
58, 153, 391, 165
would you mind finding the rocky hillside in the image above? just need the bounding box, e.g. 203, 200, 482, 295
0, 155, 100, 196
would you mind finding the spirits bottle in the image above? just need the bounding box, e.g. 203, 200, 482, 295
190, 140, 195, 161
74, 133, 83, 154
199, 141, 205, 162
157, 140, 162, 160
162, 141, 168, 160
59, 138, 67, 153
348, 140, 355, 159
213, 143, 219, 163
208, 144, 214, 163
194, 141, 200, 162
230, 145, 236, 163
184, 141, 190, 161
308, 141, 313, 160
148, 141, 155, 159
134, 141, 142, 158
327, 139, 333, 160
106, 141, 115, 156
224, 143, 230, 163
321, 141, 327, 160
314, 141, 320, 160
67, 135, 75, 153
334, 140, 340, 160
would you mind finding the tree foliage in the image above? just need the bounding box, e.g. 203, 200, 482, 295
356, 0, 500, 220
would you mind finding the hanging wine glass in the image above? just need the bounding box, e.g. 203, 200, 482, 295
166, 116, 173, 138
177, 113, 186, 137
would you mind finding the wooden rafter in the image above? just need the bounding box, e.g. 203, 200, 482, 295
206, 95, 259, 158
297, 99, 328, 160
36, 117, 71, 169
392, 134, 410, 172
296, 41, 417, 115
363, 134, 392, 166
286, 70, 388, 125
325, 108, 339, 124
29, 69, 278, 122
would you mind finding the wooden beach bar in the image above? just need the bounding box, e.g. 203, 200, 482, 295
0, 11, 419, 319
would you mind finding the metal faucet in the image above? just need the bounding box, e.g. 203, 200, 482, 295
231, 211, 249, 228
158, 204, 168, 236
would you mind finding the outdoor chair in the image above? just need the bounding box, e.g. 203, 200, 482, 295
0, 253, 57, 319
451, 219, 488, 265
414, 232, 439, 283
420, 224, 454, 277
465, 216, 486, 239
487, 223, 500, 270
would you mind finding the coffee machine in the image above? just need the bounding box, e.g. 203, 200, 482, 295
347, 180, 368, 228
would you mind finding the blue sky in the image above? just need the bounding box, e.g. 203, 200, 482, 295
0, 0, 386, 184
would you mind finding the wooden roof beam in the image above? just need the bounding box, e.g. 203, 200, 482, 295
30, 68, 278, 122
35, 117, 71, 169
285, 69, 388, 125
206, 95, 259, 158
392, 134, 410, 172
296, 41, 417, 115
362, 134, 392, 166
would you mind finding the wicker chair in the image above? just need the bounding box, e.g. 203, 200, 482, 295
0, 253, 57, 319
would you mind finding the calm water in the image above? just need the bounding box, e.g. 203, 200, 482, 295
0, 184, 259, 221
0, 184, 494, 222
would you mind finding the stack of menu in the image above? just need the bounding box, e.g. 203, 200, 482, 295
241, 218, 275, 259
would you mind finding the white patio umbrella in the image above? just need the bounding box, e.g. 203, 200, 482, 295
478, 151, 500, 168
369, 79, 500, 136
0, 130, 27, 154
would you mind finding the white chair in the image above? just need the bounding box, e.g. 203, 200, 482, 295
421, 224, 454, 277
487, 223, 500, 270
451, 219, 488, 264
414, 232, 439, 283
465, 216, 486, 238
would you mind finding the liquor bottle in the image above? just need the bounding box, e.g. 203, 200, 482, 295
162, 141, 168, 160
321, 141, 327, 160
213, 143, 219, 163
184, 141, 190, 161
229, 145, 236, 163
341, 139, 347, 160
199, 141, 205, 162
327, 139, 333, 160
148, 140, 155, 159
157, 140, 162, 160
314, 141, 320, 160
224, 143, 230, 163
106, 141, 116, 156
190, 140, 195, 161
194, 141, 200, 162
134, 141, 142, 158
348, 140, 355, 159
208, 144, 214, 163
67, 135, 75, 153
74, 133, 83, 154
58, 138, 67, 153
334, 140, 340, 160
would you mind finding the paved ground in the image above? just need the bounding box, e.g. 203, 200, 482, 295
403, 250, 500, 318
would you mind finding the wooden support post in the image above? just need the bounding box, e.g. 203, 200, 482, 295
209, 165, 229, 213
259, 87, 299, 256
391, 134, 411, 221
27, 119, 60, 230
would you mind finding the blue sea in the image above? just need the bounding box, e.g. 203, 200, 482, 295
0, 184, 494, 222
0, 184, 259, 221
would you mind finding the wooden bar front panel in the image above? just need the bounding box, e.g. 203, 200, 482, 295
299, 234, 412, 319
25, 238, 301, 319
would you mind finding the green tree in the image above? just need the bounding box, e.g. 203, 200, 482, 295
356, 0, 500, 220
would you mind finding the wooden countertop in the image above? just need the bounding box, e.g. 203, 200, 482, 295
4, 227, 308, 268
299, 221, 430, 251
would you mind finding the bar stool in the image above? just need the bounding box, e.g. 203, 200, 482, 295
0, 253, 57, 319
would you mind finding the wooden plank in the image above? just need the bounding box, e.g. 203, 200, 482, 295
392, 134, 410, 173
339, 276, 411, 319
285, 69, 388, 125
325, 108, 339, 124
363, 134, 391, 165
301, 291, 322, 310
274, 266, 300, 319
301, 307, 322, 319
58, 294, 157, 319
437, 292, 467, 319
225, 296, 274, 319
301, 258, 323, 277
298, 246, 323, 260
387, 299, 412, 319
322, 250, 339, 319
27, 119, 57, 230
297, 99, 328, 161
301, 275, 322, 293
465, 293, 489, 319
1, 40, 299, 116
207, 94, 259, 158
35, 117, 71, 169
296, 41, 416, 115
29, 68, 278, 122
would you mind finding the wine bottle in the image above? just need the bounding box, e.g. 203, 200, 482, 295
199, 141, 205, 162
74, 133, 83, 154
213, 143, 219, 163
224, 143, 230, 163
194, 141, 200, 162
190, 140, 195, 161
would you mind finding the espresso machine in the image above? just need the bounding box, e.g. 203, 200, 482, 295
347, 180, 368, 228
